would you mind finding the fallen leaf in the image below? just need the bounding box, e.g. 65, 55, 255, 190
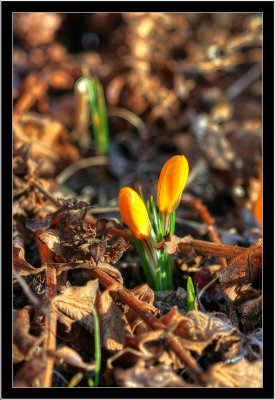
13, 306, 44, 361
124, 283, 159, 333
90, 240, 107, 265
13, 237, 45, 276
38, 230, 66, 261
53, 279, 100, 334
96, 286, 132, 351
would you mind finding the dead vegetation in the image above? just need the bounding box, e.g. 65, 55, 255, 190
13, 12, 262, 389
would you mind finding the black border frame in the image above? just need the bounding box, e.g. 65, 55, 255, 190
2, 1, 274, 398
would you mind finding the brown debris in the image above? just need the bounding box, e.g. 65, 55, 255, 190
207, 359, 262, 388
48, 346, 96, 371
13, 351, 48, 387
13, 306, 44, 362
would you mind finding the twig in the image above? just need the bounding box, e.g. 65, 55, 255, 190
35, 230, 57, 388
177, 237, 246, 259
184, 198, 228, 269
107, 106, 148, 139
29, 178, 61, 209
56, 156, 108, 185
88, 206, 119, 214
225, 63, 262, 100
90, 266, 207, 385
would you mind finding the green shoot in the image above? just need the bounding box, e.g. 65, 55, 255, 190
88, 378, 95, 387
187, 277, 196, 311
82, 67, 109, 155
87, 297, 101, 387
68, 372, 83, 387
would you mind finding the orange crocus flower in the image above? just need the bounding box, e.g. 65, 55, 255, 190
157, 155, 189, 233
118, 187, 152, 240
254, 170, 262, 226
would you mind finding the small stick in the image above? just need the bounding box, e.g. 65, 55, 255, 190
29, 178, 61, 208
35, 230, 57, 388
91, 266, 207, 385
184, 198, 228, 269
177, 237, 246, 259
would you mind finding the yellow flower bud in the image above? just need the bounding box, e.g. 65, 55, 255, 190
118, 187, 152, 240
157, 155, 189, 232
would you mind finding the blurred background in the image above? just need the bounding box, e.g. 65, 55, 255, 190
13, 12, 262, 245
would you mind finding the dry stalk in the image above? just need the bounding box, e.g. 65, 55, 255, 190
35, 230, 57, 388
184, 198, 228, 269
176, 237, 246, 259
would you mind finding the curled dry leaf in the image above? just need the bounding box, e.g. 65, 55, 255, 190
158, 308, 237, 355
218, 238, 262, 285
25, 214, 57, 232
113, 358, 199, 388
14, 112, 79, 175
97, 262, 124, 285
13, 237, 45, 277
124, 283, 159, 333
96, 286, 133, 351
13, 306, 44, 363
48, 346, 96, 371
38, 230, 66, 262
207, 359, 262, 387
53, 279, 100, 334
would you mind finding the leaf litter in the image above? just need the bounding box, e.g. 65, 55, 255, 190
12, 12, 263, 388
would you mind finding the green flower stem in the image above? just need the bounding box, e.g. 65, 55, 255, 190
133, 237, 155, 289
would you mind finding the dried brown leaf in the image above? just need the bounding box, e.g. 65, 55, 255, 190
103, 237, 129, 264
98, 262, 124, 285
90, 240, 107, 265
158, 308, 237, 355
96, 286, 132, 351
113, 358, 197, 387
207, 359, 262, 387
13, 237, 45, 276
124, 283, 159, 333
25, 215, 57, 232
53, 279, 100, 333
38, 230, 66, 261
13, 351, 47, 387
48, 346, 96, 371
13, 306, 44, 362
162, 235, 193, 255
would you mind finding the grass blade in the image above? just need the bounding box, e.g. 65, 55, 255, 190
87, 298, 101, 387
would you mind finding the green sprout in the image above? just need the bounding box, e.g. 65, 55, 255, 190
76, 66, 109, 156
187, 276, 196, 311
87, 297, 101, 387
68, 372, 84, 387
